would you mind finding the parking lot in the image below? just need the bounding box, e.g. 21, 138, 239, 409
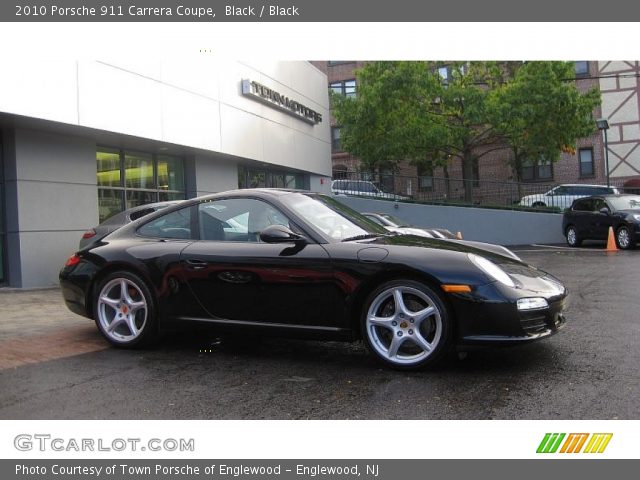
0, 245, 638, 420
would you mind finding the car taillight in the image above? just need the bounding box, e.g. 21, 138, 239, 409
65, 254, 81, 267
82, 229, 96, 239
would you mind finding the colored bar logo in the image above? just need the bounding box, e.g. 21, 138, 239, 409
537, 433, 612, 453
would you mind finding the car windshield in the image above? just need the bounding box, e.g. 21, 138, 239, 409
281, 193, 388, 241
608, 195, 640, 211
379, 214, 411, 227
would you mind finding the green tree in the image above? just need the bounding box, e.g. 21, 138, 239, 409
332, 61, 510, 202
487, 61, 601, 183
332, 60, 601, 203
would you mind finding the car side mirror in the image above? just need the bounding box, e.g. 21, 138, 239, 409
260, 224, 307, 244
599, 207, 610, 215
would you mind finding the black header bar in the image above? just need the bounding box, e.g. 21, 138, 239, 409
3, 0, 640, 22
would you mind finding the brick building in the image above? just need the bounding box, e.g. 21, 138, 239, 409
312, 60, 640, 204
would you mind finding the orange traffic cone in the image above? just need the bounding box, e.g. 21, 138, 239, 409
456, 231, 463, 240
606, 226, 618, 252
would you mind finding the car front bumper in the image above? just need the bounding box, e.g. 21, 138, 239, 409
448, 281, 568, 346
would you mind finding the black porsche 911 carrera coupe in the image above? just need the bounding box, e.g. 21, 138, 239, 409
60, 189, 567, 369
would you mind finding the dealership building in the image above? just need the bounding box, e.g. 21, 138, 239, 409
0, 60, 331, 288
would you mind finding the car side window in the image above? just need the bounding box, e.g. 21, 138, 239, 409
552, 186, 568, 195
138, 206, 195, 239
592, 198, 608, 212
198, 198, 291, 242
572, 199, 591, 211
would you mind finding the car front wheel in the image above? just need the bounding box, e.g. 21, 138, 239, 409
94, 271, 158, 347
361, 280, 451, 370
566, 225, 582, 247
616, 225, 635, 250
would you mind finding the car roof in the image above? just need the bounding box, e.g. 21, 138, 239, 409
556, 183, 617, 188
575, 193, 637, 200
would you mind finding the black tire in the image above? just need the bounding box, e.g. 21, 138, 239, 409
616, 225, 635, 250
93, 271, 158, 348
565, 225, 582, 247
361, 279, 452, 370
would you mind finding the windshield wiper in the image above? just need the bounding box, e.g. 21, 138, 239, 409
341, 233, 383, 242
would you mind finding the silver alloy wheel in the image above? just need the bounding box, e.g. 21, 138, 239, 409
365, 285, 442, 366
97, 278, 148, 343
567, 227, 577, 246
617, 227, 631, 249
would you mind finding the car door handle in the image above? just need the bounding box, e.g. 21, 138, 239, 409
185, 259, 208, 270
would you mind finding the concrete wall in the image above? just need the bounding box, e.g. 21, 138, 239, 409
336, 196, 566, 246
7, 129, 98, 287
192, 154, 240, 196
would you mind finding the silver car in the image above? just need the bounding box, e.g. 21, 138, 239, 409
331, 180, 408, 200
519, 184, 620, 210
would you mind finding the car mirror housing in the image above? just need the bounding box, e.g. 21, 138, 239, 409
260, 224, 307, 244
599, 207, 610, 215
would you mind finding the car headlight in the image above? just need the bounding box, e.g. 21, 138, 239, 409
517, 297, 549, 311
468, 253, 516, 287
633, 214, 640, 221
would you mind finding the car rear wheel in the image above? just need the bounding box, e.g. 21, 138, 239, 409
565, 225, 582, 247
94, 271, 158, 347
361, 280, 451, 370
616, 226, 634, 250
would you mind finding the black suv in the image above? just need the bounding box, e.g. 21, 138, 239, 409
562, 194, 640, 249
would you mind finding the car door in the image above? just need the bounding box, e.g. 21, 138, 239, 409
567, 198, 592, 237
179, 197, 340, 328
590, 197, 615, 240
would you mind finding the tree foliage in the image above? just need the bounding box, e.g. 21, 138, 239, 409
331, 60, 601, 200
487, 61, 601, 181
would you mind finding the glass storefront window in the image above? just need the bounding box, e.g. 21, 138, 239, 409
239, 166, 307, 191
159, 191, 186, 202
98, 189, 123, 223
97, 149, 121, 188
157, 155, 185, 191
126, 190, 157, 210
97, 148, 185, 223
125, 152, 154, 189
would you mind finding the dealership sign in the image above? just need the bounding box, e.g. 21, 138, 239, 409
241, 79, 322, 125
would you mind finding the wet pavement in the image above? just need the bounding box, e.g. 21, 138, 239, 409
0, 246, 639, 419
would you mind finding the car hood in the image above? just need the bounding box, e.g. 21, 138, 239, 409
362, 234, 520, 262
352, 234, 564, 295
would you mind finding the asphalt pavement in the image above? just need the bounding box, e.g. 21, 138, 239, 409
0, 246, 638, 419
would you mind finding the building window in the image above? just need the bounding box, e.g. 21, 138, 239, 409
418, 164, 434, 191
330, 79, 356, 98
575, 61, 589, 76
327, 61, 354, 66
472, 158, 480, 187
521, 157, 553, 182
331, 126, 342, 151
579, 148, 595, 177
238, 166, 306, 191
332, 164, 348, 179
97, 148, 186, 222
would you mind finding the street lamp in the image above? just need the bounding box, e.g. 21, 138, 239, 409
596, 118, 610, 187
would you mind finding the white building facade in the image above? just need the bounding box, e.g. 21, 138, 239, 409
0, 60, 331, 287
